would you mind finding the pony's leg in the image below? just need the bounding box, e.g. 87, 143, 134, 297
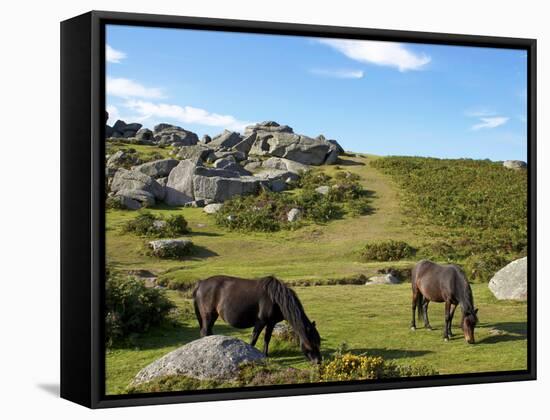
250, 321, 266, 347
443, 301, 452, 341
423, 300, 432, 330
448, 304, 457, 337
263, 323, 275, 357
411, 290, 418, 330
202, 312, 218, 337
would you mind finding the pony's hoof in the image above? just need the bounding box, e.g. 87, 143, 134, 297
444, 337, 449, 342
410, 326, 416, 331
426, 326, 433, 331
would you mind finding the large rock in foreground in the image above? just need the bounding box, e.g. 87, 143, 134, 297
132, 336, 265, 385
488, 257, 527, 301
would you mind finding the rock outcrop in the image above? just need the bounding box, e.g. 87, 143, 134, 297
105, 120, 343, 207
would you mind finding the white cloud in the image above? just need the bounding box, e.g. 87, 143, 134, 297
106, 45, 126, 63
318, 39, 430, 72
464, 108, 497, 118
124, 100, 252, 132
107, 77, 165, 99
309, 68, 364, 79
471, 116, 509, 130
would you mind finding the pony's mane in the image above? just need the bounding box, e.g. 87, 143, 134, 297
260, 276, 311, 341
454, 267, 476, 319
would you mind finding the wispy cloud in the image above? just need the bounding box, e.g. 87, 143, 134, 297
124, 100, 252, 132
318, 39, 430, 72
107, 77, 165, 99
471, 116, 509, 131
309, 68, 364, 79
464, 107, 497, 118
106, 45, 127, 63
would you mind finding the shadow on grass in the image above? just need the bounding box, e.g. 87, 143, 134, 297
111, 323, 245, 351
320, 347, 433, 360
484, 321, 527, 336
185, 245, 219, 260
476, 321, 528, 345
189, 231, 223, 237
337, 157, 366, 166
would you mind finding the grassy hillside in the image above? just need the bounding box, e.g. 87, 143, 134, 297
105, 153, 528, 393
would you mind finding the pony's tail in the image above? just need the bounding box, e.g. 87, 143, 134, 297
417, 293, 424, 322
411, 264, 423, 322
192, 281, 202, 330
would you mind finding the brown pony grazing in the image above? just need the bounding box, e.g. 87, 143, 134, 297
192, 275, 322, 363
411, 260, 478, 344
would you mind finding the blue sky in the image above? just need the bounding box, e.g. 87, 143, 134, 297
106, 25, 527, 161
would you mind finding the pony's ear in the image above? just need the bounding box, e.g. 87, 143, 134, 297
474, 308, 478, 315
312, 321, 316, 327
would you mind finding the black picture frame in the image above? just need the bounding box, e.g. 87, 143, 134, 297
60, 10, 537, 409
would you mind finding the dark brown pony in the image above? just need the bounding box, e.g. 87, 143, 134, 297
193, 275, 322, 363
411, 260, 478, 343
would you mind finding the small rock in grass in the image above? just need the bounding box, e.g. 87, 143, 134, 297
287, 208, 302, 222
148, 239, 193, 259
365, 274, 401, 285
204, 203, 223, 214
315, 185, 330, 195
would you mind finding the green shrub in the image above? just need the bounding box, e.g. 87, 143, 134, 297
122, 212, 190, 237
105, 274, 175, 346
164, 215, 190, 236
361, 240, 415, 261
105, 196, 125, 210
347, 196, 373, 216
296, 171, 333, 190
215, 191, 289, 232
463, 253, 510, 282
296, 189, 342, 223
214, 170, 371, 232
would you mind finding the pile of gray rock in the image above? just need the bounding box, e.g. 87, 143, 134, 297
106, 121, 344, 210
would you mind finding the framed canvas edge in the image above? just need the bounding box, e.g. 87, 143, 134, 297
60, 9, 537, 409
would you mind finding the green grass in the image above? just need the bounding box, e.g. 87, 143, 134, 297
105, 153, 528, 394
106, 283, 527, 395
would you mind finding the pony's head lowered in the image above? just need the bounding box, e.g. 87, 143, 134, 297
261, 276, 322, 363
461, 308, 479, 344
300, 320, 322, 364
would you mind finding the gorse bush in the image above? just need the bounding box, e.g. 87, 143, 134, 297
105, 274, 175, 346
321, 354, 385, 381
122, 212, 189, 237
320, 353, 438, 382
361, 240, 415, 261
215, 170, 372, 232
